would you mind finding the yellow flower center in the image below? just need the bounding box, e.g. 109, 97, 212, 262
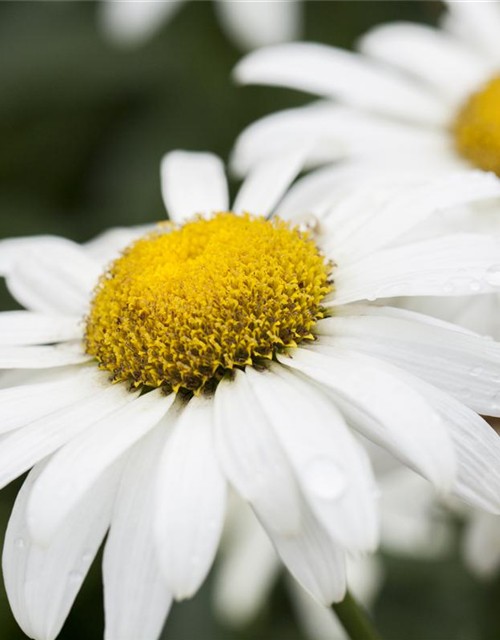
85, 213, 332, 394
454, 75, 500, 176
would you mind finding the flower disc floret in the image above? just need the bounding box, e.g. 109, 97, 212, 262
85, 213, 332, 393
454, 75, 500, 176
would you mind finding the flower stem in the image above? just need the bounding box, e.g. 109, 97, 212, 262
331, 590, 382, 640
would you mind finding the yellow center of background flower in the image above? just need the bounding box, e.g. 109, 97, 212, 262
85, 213, 332, 394
454, 75, 500, 176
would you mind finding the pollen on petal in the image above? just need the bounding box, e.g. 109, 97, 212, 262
85, 213, 332, 394
454, 75, 500, 176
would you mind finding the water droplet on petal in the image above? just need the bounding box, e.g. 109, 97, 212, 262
491, 392, 500, 411
68, 570, 83, 584
303, 456, 346, 500
485, 264, 500, 287
14, 537, 25, 550
471, 366, 483, 377
82, 550, 93, 564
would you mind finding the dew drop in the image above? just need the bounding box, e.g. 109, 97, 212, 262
485, 264, 500, 287
471, 366, 483, 377
68, 570, 83, 584
492, 392, 500, 411
14, 537, 25, 550
303, 456, 346, 500
82, 550, 93, 564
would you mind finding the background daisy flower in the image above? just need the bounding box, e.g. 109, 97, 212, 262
2, 151, 500, 639
232, 1, 500, 178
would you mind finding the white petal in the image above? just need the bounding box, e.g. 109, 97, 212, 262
6, 242, 100, 315
334, 171, 500, 262
160, 151, 229, 224
330, 234, 500, 305
378, 467, 452, 558
0, 312, 81, 346
0, 367, 112, 435
154, 395, 226, 600
231, 102, 451, 177
287, 578, 346, 640
275, 161, 372, 222
261, 497, 347, 605
99, 0, 183, 46
103, 422, 177, 640
216, 0, 301, 51
463, 511, 500, 578
0, 236, 79, 277
280, 347, 456, 492
316, 306, 500, 417
234, 43, 450, 126
214, 370, 302, 536
246, 364, 379, 553
3, 460, 119, 640
346, 554, 384, 607
444, 1, 500, 62
287, 555, 383, 640
0, 364, 89, 391
232, 150, 305, 217
213, 499, 280, 627
0, 378, 137, 490
273, 154, 465, 226
403, 376, 500, 514
27, 389, 174, 547
0, 341, 91, 369
359, 22, 496, 105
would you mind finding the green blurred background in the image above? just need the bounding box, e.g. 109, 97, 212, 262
1, 2, 499, 638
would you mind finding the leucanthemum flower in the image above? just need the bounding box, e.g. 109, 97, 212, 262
232, 2, 500, 177
99, 0, 301, 50
2, 151, 500, 639
233, 2, 500, 340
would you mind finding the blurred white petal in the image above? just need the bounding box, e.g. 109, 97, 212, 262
100, 0, 184, 46
217, 0, 301, 51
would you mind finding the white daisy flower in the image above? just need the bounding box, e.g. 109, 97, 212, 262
99, 0, 301, 50
2, 151, 500, 639
232, 1, 500, 177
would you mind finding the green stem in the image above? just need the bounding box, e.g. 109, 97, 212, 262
331, 590, 383, 640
